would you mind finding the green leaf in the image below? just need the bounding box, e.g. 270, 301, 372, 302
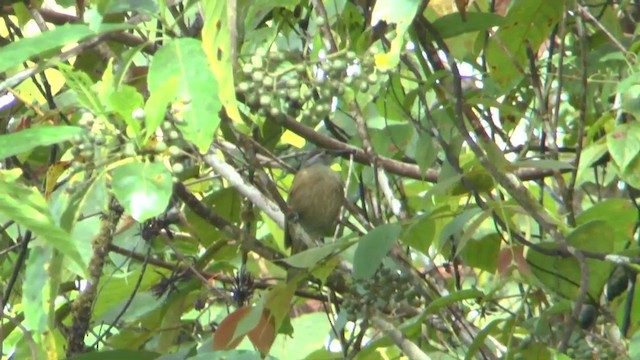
512, 159, 574, 170
0, 171, 88, 276
526, 220, 615, 301
104, 0, 158, 15
575, 141, 608, 186
148, 38, 222, 153
22, 245, 52, 333
439, 207, 483, 246
202, 0, 243, 124
461, 233, 501, 273
371, 0, 420, 25
0, 23, 130, 74
432, 12, 506, 39
66, 349, 161, 360
401, 214, 435, 254
576, 199, 635, 252
143, 76, 179, 143
109, 85, 144, 139
284, 241, 347, 268
425, 289, 484, 314
619, 154, 640, 189
58, 64, 106, 115
607, 123, 640, 170
111, 161, 173, 222
465, 318, 507, 360
485, 1, 563, 90
353, 223, 401, 280
413, 132, 437, 172
0, 126, 83, 160
58, 176, 107, 233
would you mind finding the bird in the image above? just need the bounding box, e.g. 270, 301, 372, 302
285, 149, 345, 255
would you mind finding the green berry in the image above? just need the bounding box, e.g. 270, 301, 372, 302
252, 71, 265, 83
172, 163, 184, 173
251, 55, 264, 69
262, 76, 274, 87
168, 146, 181, 157
259, 95, 271, 106
237, 82, 251, 92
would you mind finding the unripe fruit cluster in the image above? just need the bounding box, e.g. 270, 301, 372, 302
69, 113, 105, 169
341, 267, 422, 321
235, 47, 384, 122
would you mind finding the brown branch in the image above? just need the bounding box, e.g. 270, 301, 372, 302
67, 198, 122, 356
1, 7, 158, 54
277, 112, 566, 183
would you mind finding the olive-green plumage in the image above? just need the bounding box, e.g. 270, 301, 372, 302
285, 151, 344, 254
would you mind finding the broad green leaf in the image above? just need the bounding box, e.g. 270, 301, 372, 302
157, 295, 187, 352
58, 175, 107, 233
577, 199, 635, 252
0, 171, 88, 276
465, 318, 507, 360
241, 0, 299, 31
401, 214, 435, 254
425, 288, 484, 314
269, 313, 332, 360
619, 155, 640, 189
439, 207, 483, 247
432, 12, 506, 39
66, 350, 161, 360
371, 0, 420, 26
22, 245, 52, 333
58, 64, 106, 115
371, 0, 420, 70
93, 267, 169, 322
0, 126, 83, 160
461, 233, 501, 273
111, 161, 173, 222
144, 76, 179, 143
621, 84, 640, 116
512, 159, 574, 170
630, 330, 640, 360
413, 132, 437, 173
103, 0, 158, 14
109, 84, 144, 139
0, 23, 130, 74
284, 241, 346, 268
264, 282, 297, 330
607, 123, 640, 170
526, 220, 615, 302
202, 0, 243, 123
485, 2, 563, 90
353, 223, 401, 280
575, 141, 608, 186
148, 38, 222, 153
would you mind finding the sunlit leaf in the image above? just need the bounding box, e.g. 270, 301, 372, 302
110, 161, 173, 222
0, 126, 83, 160
353, 223, 401, 279
0, 171, 88, 276
148, 38, 222, 153
0, 23, 130, 74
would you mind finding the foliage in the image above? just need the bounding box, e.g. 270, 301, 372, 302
1, 0, 640, 359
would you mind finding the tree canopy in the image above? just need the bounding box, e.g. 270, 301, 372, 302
1, 0, 640, 359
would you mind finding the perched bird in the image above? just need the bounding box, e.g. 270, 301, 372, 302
285, 150, 344, 255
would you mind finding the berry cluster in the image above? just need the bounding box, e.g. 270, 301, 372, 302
342, 267, 422, 321
235, 46, 384, 122
69, 113, 105, 167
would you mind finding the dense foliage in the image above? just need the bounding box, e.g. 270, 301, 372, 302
2, 0, 640, 359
